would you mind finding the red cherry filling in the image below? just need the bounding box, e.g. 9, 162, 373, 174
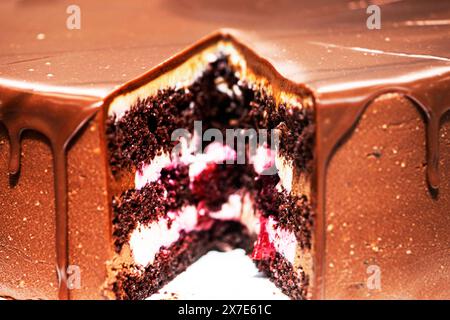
251, 216, 276, 260
191, 162, 255, 212
191, 163, 228, 211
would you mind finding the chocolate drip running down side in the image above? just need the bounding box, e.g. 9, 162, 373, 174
317, 72, 450, 190
0, 12, 448, 298
0, 86, 100, 300
314, 70, 450, 298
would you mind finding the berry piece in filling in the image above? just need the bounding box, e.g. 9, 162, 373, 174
191, 162, 255, 211
251, 216, 276, 260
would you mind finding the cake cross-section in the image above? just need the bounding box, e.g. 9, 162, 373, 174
104, 37, 316, 300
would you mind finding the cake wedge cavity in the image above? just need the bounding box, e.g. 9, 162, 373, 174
104, 38, 316, 300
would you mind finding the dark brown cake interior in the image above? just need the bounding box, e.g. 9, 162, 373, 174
107, 57, 315, 174
106, 56, 315, 299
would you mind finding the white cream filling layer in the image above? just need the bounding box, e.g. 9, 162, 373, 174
131, 143, 296, 268
129, 197, 297, 268
135, 152, 172, 189
275, 154, 293, 193
250, 145, 276, 174
129, 205, 199, 267
188, 142, 237, 179
266, 216, 297, 265
208, 192, 259, 236
135, 141, 237, 189
135, 141, 279, 190
129, 192, 255, 268
208, 194, 242, 220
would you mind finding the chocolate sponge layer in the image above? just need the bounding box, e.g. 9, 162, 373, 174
106, 57, 315, 175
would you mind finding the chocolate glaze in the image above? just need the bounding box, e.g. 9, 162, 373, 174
316, 71, 450, 190
0, 0, 449, 299
313, 71, 450, 297
0, 86, 99, 299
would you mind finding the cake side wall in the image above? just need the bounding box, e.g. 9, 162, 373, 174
324, 94, 450, 299
0, 113, 112, 300
0, 126, 58, 299
67, 111, 113, 300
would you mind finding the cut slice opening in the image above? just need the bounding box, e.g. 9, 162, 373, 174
104, 34, 315, 300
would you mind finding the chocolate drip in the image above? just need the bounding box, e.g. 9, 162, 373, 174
316, 72, 450, 191
0, 87, 100, 299
0, 10, 448, 298
314, 72, 450, 298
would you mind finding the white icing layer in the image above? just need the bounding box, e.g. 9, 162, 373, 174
129, 205, 199, 267
135, 141, 237, 190
135, 143, 280, 190
135, 152, 172, 189
131, 143, 297, 268
129, 192, 256, 268
188, 142, 237, 179
275, 154, 293, 192
250, 145, 276, 174
208, 193, 242, 220
266, 216, 297, 264
129, 194, 297, 268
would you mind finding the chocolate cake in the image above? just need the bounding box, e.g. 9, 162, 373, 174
106, 50, 315, 300
0, 0, 449, 300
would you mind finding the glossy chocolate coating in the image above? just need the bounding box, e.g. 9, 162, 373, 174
0, 0, 449, 299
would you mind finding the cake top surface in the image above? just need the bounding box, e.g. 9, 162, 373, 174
0, 0, 449, 97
